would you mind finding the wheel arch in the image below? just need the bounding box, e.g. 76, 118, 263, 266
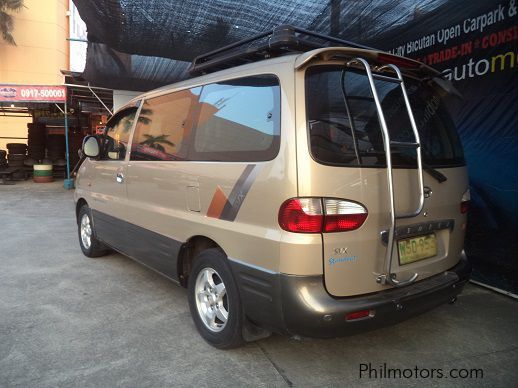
76, 198, 88, 221
178, 235, 227, 287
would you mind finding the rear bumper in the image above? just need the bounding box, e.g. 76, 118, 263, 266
230, 254, 471, 338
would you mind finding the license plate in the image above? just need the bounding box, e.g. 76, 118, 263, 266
398, 233, 437, 265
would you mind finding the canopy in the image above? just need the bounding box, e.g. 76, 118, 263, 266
74, 0, 448, 90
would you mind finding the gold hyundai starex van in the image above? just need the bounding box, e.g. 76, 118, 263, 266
74, 26, 471, 348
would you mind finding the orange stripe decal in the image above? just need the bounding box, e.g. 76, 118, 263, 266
207, 185, 228, 219
207, 164, 262, 221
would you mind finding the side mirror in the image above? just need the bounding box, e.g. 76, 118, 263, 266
82, 136, 100, 158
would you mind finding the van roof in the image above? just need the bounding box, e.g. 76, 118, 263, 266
295, 47, 439, 76
126, 54, 296, 106
125, 46, 439, 109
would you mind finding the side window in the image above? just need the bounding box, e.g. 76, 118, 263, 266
192, 75, 280, 162
101, 108, 137, 161
130, 87, 201, 161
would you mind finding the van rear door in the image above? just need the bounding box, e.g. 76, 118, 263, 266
298, 64, 468, 296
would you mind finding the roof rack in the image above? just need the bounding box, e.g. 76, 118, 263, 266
189, 25, 377, 76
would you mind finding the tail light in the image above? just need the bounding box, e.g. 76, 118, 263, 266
278, 198, 367, 233
323, 199, 368, 232
278, 198, 323, 233
377, 53, 420, 69
461, 189, 470, 214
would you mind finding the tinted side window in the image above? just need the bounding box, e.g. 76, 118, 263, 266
101, 108, 137, 161
192, 75, 280, 162
130, 87, 201, 161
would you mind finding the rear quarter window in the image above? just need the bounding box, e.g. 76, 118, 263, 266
191, 75, 281, 162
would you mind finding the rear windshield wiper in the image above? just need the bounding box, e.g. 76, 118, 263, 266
423, 164, 447, 183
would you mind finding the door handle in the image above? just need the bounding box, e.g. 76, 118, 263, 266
116, 173, 124, 184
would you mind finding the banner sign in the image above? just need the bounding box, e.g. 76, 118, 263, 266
0, 85, 67, 103
366, 0, 517, 293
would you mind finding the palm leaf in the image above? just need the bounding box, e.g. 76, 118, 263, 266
158, 139, 175, 147
0, 0, 25, 12
139, 133, 175, 148
0, 0, 24, 46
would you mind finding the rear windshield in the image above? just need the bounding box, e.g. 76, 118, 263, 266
305, 65, 465, 168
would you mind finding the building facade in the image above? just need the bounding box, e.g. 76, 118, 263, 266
0, 0, 69, 150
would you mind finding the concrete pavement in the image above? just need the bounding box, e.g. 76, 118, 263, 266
1, 181, 517, 387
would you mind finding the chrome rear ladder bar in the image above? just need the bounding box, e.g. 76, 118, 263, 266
350, 58, 425, 287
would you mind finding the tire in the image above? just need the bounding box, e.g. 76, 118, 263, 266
188, 248, 244, 349
7, 143, 27, 153
77, 205, 109, 258
53, 159, 67, 167
8, 154, 26, 161
7, 161, 25, 167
